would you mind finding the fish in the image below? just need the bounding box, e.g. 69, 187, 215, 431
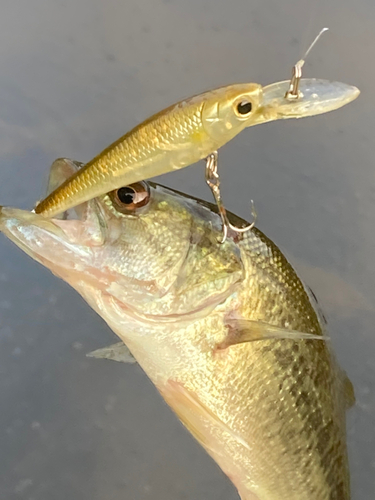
1, 158, 355, 500
34, 78, 360, 217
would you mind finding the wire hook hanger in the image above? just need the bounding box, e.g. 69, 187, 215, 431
205, 151, 257, 243
285, 27, 329, 100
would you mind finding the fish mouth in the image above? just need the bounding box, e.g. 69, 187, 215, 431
0, 206, 81, 269
0, 207, 67, 242
0, 202, 105, 275
257, 78, 360, 123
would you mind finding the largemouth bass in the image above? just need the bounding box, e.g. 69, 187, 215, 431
34, 79, 359, 217
1, 159, 354, 500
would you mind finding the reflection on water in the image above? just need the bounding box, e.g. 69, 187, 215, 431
0, 0, 374, 499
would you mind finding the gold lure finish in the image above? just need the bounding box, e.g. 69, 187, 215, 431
34, 78, 359, 218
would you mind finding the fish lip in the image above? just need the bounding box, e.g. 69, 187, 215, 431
0, 207, 66, 237
258, 78, 360, 122
0, 206, 77, 271
0, 206, 104, 265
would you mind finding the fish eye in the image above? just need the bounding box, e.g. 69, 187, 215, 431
234, 99, 253, 117
110, 182, 150, 213
117, 186, 137, 204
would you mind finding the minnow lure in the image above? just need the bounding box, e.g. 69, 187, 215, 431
35, 32, 359, 218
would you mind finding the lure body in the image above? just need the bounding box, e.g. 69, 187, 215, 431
34, 79, 359, 217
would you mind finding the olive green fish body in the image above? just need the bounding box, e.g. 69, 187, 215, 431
1, 161, 354, 499
132, 226, 351, 500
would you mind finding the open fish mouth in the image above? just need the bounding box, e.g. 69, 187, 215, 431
0, 206, 97, 274
0, 159, 107, 281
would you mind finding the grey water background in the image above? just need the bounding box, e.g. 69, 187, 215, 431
0, 0, 373, 498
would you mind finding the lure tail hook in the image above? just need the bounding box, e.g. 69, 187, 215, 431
205, 151, 257, 244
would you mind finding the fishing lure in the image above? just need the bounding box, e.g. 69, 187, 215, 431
34, 29, 359, 218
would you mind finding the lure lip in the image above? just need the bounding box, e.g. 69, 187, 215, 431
259, 78, 360, 122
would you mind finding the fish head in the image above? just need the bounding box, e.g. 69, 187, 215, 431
201, 83, 264, 142
0, 159, 244, 325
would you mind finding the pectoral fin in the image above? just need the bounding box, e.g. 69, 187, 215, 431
217, 318, 325, 350
87, 342, 137, 364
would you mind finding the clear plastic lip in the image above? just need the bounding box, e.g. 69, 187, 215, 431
261, 79, 360, 120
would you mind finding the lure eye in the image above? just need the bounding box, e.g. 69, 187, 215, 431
235, 99, 253, 117
110, 182, 150, 213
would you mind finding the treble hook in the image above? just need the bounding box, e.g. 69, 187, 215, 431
205, 151, 257, 244
285, 27, 329, 100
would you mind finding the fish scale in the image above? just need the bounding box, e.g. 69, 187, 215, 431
110, 196, 352, 500
245, 231, 347, 498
